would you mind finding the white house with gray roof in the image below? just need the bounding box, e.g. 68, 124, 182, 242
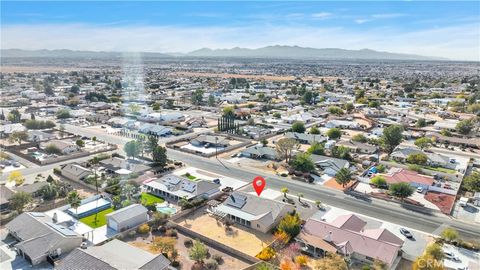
106, 204, 148, 232
143, 174, 221, 202
214, 191, 294, 233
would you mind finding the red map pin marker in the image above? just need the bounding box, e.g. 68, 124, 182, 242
253, 176, 266, 196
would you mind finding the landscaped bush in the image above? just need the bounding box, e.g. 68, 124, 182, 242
165, 228, 178, 238
127, 230, 136, 238
370, 176, 387, 188
53, 168, 61, 175
256, 247, 276, 261
204, 259, 218, 270
137, 224, 150, 234
184, 238, 193, 247
211, 254, 223, 264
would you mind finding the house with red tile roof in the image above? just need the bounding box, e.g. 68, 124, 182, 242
296, 214, 403, 268
382, 168, 434, 190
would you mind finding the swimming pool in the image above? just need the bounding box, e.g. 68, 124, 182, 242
156, 202, 177, 215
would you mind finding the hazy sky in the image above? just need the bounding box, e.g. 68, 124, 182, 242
1, 1, 479, 61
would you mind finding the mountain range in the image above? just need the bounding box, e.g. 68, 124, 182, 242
1, 46, 447, 61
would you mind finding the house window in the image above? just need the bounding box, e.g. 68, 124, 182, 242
257, 224, 260, 228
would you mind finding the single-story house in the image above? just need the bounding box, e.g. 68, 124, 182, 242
100, 157, 150, 174
296, 214, 403, 268
285, 132, 327, 145
56, 239, 172, 270
27, 130, 57, 142
138, 123, 172, 137
190, 135, 229, 148
143, 174, 221, 202
325, 120, 359, 129
382, 168, 434, 190
240, 145, 279, 160
336, 140, 377, 154
106, 204, 149, 232
60, 163, 93, 181
40, 140, 80, 155
310, 154, 350, 176
6, 212, 83, 265
0, 185, 14, 211
213, 191, 295, 233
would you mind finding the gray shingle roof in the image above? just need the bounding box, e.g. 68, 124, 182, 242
105, 204, 148, 224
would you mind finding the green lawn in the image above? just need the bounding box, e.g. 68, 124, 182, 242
140, 192, 165, 205
182, 173, 198, 181
79, 207, 114, 228
422, 166, 456, 174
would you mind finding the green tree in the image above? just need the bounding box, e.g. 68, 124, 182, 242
331, 146, 352, 160
290, 153, 315, 173
275, 138, 299, 163
425, 243, 444, 261
273, 112, 281, 119
456, 119, 473, 135
76, 139, 85, 147
303, 91, 313, 104
370, 175, 387, 187
462, 172, 480, 192
191, 89, 204, 105
326, 128, 342, 139
124, 140, 142, 160
38, 183, 58, 200
45, 144, 62, 154
352, 133, 368, 143
9, 192, 32, 213
381, 125, 404, 153
309, 126, 320, 134
7, 109, 21, 123
145, 136, 159, 154
152, 103, 161, 111
222, 106, 235, 118
368, 100, 380, 108
328, 106, 344, 115
440, 227, 459, 243
291, 121, 306, 133
278, 212, 302, 238
416, 118, 427, 128
335, 168, 352, 187
188, 240, 209, 263
389, 182, 414, 200
281, 187, 289, 199
152, 145, 168, 168
208, 94, 216, 107
414, 137, 432, 150
56, 109, 71, 119
407, 153, 428, 165
307, 142, 325, 155
8, 131, 28, 145
344, 102, 354, 113
70, 85, 80, 94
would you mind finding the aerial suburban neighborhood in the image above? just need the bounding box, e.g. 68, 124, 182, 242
1, 1, 479, 270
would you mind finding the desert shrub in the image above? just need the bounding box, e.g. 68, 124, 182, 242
165, 228, 178, 238
211, 254, 223, 264
137, 224, 150, 234
204, 259, 218, 270
127, 230, 136, 238
256, 247, 276, 261
184, 238, 193, 247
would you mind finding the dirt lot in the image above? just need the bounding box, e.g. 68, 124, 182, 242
176, 209, 274, 257
127, 231, 249, 270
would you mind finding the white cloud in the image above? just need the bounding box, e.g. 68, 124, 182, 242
312, 12, 332, 19
371, 13, 406, 19
1, 23, 478, 61
355, 19, 371, 24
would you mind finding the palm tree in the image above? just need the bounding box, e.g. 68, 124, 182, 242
90, 157, 100, 225
298, 193, 304, 203
67, 191, 81, 216
281, 187, 289, 199
315, 200, 322, 209
335, 168, 352, 188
